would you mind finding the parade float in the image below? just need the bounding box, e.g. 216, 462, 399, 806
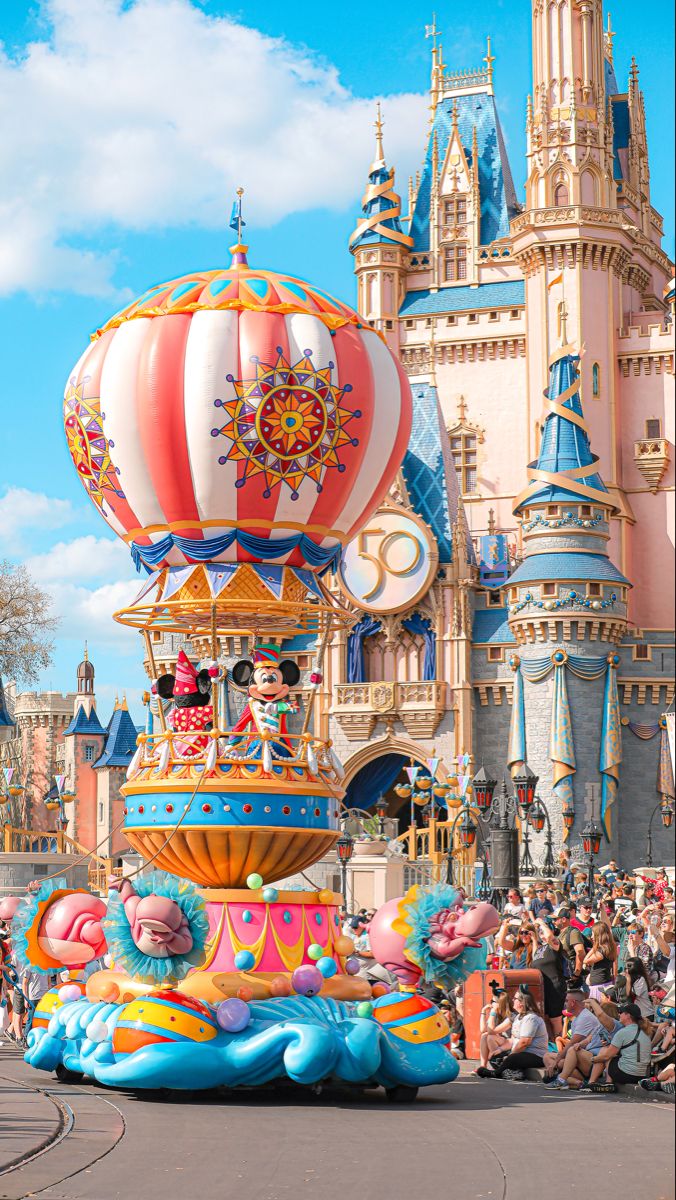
15, 224, 499, 1099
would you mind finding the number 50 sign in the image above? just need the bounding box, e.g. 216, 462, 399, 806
338, 505, 438, 614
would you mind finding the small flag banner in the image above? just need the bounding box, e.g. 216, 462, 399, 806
405, 766, 420, 786
3, 767, 14, 787
459, 774, 471, 796
55, 774, 66, 794
426, 757, 440, 780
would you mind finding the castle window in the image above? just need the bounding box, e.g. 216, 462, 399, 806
580, 505, 592, 516
510, 588, 518, 601
405, 319, 415, 330
547, 505, 558, 516
489, 311, 499, 322
553, 171, 569, 207
98, 802, 104, 823
446, 315, 458, 325
443, 196, 467, 227
543, 583, 556, 596
84, 744, 95, 762
468, 313, 479, 324
425, 318, 433, 327
488, 590, 503, 607
450, 430, 478, 493
588, 583, 601, 596
384, 320, 394, 331
633, 643, 650, 661
592, 362, 601, 397
510, 308, 520, 319
152, 630, 162, 642
487, 647, 503, 662
443, 245, 467, 282
646, 418, 662, 438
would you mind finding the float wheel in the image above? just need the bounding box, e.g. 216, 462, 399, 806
55, 1064, 84, 1084
385, 1085, 419, 1104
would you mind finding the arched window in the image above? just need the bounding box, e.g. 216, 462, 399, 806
592, 362, 601, 398
553, 171, 569, 207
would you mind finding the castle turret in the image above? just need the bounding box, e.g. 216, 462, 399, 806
506, 341, 629, 851
349, 104, 412, 353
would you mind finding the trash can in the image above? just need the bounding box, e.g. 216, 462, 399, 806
462, 969, 544, 1060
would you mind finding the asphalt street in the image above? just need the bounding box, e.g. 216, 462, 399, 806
1, 1042, 674, 1200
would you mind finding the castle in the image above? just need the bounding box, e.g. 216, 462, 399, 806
325, 0, 674, 866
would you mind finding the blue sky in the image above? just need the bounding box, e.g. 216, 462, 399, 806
1, 0, 673, 724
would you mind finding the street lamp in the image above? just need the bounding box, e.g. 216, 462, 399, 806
375, 799, 389, 837
529, 798, 557, 877
645, 801, 675, 867
580, 814, 602, 898
513, 764, 538, 814
336, 830, 354, 910
562, 805, 576, 834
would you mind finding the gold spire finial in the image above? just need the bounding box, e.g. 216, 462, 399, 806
374, 101, 385, 163
604, 13, 616, 65
83, 641, 88, 662
425, 13, 438, 49
558, 299, 569, 346
484, 35, 495, 84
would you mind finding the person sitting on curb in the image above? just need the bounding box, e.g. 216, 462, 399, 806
579, 1002, 652, 1093
639, 1062, 675, 1095
474, 983, 513, 1073
545, 997, 622, 1091
542, 989, 601, 1086
475, 987, 549, 1081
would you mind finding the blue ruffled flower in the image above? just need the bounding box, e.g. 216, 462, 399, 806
11, 877, 70, 976
400, 884, 487, 990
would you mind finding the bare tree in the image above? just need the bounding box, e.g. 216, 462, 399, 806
0, 560, 57, 684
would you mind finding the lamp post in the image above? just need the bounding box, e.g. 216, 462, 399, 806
645, 801, 675, 867
445, 764, 540, 899
336, 830, 354, 911
375, 799, 389, 838
581, 812, 603, 899
528, 798, 557, 877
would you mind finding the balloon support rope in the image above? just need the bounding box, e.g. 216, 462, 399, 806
123, 767, 208, 880
15, 814, 129, 888
300, 620, 332, 738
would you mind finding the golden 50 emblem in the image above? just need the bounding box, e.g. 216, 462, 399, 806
339, 505, 438, 613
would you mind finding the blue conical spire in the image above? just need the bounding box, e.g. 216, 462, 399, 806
349, 105, 413, 252
514, 350, 612, 513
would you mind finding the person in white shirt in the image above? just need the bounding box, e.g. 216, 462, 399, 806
542, 989, 601, 1085
476, 988, 549, 1080
502, 889, 527, 919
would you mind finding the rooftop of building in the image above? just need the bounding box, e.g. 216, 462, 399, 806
400, 279, 525, 316
410, 86, 520, 253
507, 551, 629, 587
93, 702, 140, 768
472, 607, 515, 644
63, 704, 106, 737
401, 382, 462, 563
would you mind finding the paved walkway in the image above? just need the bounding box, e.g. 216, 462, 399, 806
1, 1041, 673, 1200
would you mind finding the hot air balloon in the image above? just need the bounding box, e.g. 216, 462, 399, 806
61, 238, 412, 888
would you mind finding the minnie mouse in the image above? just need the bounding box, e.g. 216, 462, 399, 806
155, 650, 213, 758
229, 644, 300, 757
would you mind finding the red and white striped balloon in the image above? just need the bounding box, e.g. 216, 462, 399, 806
63, 262, 412, 573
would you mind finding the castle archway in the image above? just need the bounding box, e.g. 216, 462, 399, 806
343, 737, 432, 834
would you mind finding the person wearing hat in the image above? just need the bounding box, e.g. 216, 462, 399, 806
580, 1002, 651, 1092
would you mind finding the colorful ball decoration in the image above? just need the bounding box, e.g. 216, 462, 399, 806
317, 889, 334, 904
316, 956, 337, 978
307, 943, 324, 961
262, 887, 279, 903
234, 949, 256, 971
344, 957, 361, 975
291, 965, 323, 997
236, 985, 254, 1002
61, 257, 413, 574
246, 873, 264, 891
112, 990, 218, 1056
371, 983, 390, 998
269, 975, 292, 998
356, 1001, 374, 1018
58, 983, 84, 1003
216, 998, 252, 1033
334, 935, 355, 956
85, 1019, 110, 1043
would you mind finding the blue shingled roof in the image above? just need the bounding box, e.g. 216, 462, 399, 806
611, 95, 630, 181
64, 705, 106, 736
507, 553, 629, 586
516, 353, 608, 511
401, 383, 460, 563
400, 280, 524, 316
93, 706, 139, 768
410, 91, 519, 252
473, 608, 516, 644
351, 161, 409, 251
605, 56, 619, 98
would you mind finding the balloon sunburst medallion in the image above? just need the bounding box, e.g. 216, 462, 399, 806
212, 350, 361, 499
63, 382, 124, 513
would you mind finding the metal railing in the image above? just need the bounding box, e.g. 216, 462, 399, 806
128, 728, 343, 781
3, 825, 117, 894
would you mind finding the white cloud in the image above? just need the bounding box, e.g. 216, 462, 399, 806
48, 578, 142, 648
25, 534, 132, 583
0, 0, 426, 296
0, 487, 75, 551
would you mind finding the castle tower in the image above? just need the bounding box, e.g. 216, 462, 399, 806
506, 341, 629, 853
512, 0, 673, 617
64, 650, 106, 848
349, 105, 412, 353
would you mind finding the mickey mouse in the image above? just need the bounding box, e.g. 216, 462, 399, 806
155, 649, 213, 758
229, 644, 300, 756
